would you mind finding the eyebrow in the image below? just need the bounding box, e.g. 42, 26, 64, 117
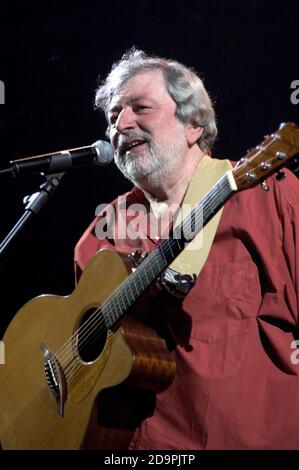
108, 95, 156, 115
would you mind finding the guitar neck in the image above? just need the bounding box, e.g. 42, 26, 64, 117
102, 171, 237, 328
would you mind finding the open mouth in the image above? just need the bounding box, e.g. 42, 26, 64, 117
121, 139, 147, 156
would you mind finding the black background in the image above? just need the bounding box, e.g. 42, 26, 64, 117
0, 0, 298, 336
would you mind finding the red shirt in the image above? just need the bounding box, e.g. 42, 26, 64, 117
75, 168, 299, 449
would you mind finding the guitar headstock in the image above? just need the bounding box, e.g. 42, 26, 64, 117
233, 122, 299, 191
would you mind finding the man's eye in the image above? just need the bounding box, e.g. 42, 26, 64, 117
109, 114, 118, 124
135, 105, 148, 111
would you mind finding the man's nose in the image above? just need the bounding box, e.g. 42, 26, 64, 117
115, 107, 137, 132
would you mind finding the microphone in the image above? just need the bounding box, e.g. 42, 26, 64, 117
0, 140, 114, 177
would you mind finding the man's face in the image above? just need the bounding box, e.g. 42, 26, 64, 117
107, 70, 188, 187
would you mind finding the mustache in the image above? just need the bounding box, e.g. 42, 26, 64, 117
116, 130, 152, 157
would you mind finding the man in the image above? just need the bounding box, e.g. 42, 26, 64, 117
75, 48, 299, 449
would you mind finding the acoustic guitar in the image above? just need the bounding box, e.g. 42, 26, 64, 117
0, 122, 298, 449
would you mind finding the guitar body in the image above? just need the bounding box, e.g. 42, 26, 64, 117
0, 250, 175, 449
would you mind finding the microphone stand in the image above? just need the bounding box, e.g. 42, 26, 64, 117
0, 172, 65, 256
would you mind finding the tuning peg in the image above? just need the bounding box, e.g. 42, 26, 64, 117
271, 133, 281, 141
259, 162, 271, 171
276, 151, 287, 160
245, 171, 256, 180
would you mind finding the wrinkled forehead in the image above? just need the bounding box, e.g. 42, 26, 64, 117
108, 69, 168, 110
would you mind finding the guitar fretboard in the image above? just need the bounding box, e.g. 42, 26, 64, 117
100, 172, 235, 330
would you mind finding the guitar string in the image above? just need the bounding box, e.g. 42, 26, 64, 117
50, 178, 230, 387
63, 189, 231, 387
63, 178, 228, 352
64, 212, 211, 387
48, 177, 231, 385
65, 188, 234, 386
52, 177, 230, 387
59, 177, 228, 370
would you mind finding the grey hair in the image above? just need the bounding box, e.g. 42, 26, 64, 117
95, 48, 218, 151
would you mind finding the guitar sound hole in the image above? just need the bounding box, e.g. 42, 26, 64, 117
77, 307, 107, 362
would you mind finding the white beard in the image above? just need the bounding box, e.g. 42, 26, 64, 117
114, 124, 188, 188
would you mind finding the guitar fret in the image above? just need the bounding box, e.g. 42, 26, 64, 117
207, 193, 214, 215
135, 272, 145, 296
127, 281, 135, 304
143, 268, 150, 284
133, 272, 142, 295
147, 258, 156, 280
101, 303, 115, 329
155, 248, 167, 271
157, 243, 168, 266
167, 239, 175, 258
123, 284, 131, 306
115, 291, 123, 317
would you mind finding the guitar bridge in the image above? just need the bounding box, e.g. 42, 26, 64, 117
41, 342, 67, 417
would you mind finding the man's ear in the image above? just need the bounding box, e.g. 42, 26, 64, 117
185, 122, 204, 146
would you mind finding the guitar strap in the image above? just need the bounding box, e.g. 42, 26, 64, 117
169, 155, 232, 277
